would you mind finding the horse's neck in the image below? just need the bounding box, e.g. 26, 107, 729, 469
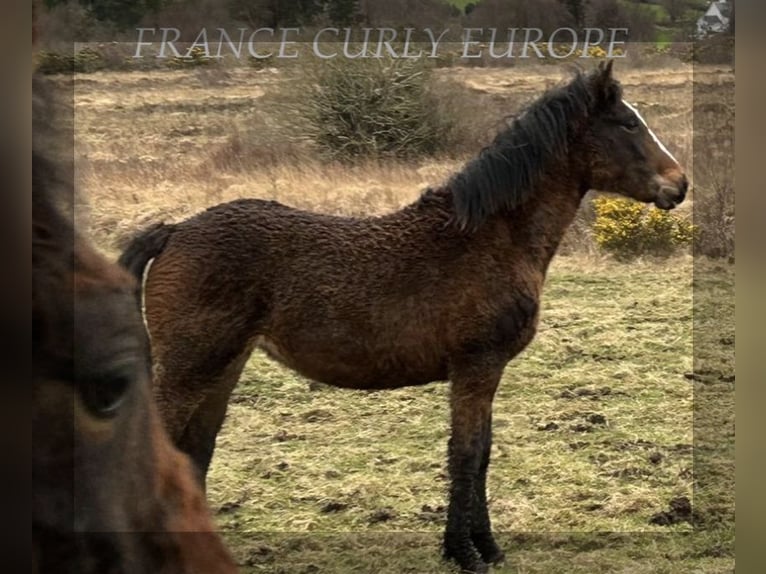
405, 179, 583, 274
493, 178, 584, 273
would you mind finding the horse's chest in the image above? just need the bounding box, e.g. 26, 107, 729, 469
464, 292, 540, 358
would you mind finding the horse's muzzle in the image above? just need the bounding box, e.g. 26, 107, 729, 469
652, 173, 688, 210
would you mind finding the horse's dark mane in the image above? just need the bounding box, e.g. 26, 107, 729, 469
443, 69, 621, 231
33, 74, 75, 279
33, 73, 77, 375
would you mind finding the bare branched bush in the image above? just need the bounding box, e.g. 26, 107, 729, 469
692, 87, 735, 259
299, 58, 464, 161
693, 166, 735, 260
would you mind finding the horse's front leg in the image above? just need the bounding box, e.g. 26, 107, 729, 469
443, 362, 503, 573
471, 411, 505, 565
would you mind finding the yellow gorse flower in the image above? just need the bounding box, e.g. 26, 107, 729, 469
592, 197, 696, 260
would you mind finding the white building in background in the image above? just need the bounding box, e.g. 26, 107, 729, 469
696, 0, 732, 37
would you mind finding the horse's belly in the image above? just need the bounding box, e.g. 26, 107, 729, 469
255, 334, 446, 390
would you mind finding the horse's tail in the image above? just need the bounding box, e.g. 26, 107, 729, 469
118, 222, 176, 294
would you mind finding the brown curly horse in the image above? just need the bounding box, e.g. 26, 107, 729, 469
32, 75, 238, 574
119, 61, 687, 573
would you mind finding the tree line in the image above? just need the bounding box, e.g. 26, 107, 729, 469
42, 0, 718, 41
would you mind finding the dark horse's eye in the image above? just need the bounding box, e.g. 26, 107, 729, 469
621, 118, 641, 133
79, 367, 134, 418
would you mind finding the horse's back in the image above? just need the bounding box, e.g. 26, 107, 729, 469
152, 197, 448, 295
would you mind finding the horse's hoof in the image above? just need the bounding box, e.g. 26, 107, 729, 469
484, 549, 505, 566
443, 545, 489, 573
460, 560, 489, 574
477, 544, 505, 566
455, 559, 489, 574
472, 534, 505, 565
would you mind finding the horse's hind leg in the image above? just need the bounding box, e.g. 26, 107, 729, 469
176, 346, 255, 489
443, 360, 503, 574
177, 381, 237, 490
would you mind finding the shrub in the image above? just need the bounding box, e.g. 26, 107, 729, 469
692, 96, 734, 259
37, 47, 105, 74
592, 196, 696, 260
301, 58, 458, 161
170, 46, 211, 68
37, 50, 74, 75
693, 179, 734, 259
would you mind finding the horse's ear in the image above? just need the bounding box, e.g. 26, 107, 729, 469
599, 59, 614, 78
592, 59, 618, 107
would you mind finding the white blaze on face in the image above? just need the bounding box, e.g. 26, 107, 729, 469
141, 257, 155, 332
622, 100, 679, 165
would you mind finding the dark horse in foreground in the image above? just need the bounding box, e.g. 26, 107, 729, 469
32, 75, 237, 573
120, 62, 687, 573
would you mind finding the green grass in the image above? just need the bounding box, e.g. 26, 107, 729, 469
655, 27, 675, 48
206, 256, 734, 573
633, 1, 670, 21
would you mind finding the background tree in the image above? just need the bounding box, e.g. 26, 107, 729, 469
559, 0, 587, 27
586, 0, 656, 41
43, 0, 171, 29
662, 0, 685, 25
326, 0, 358, 26
468, 0, 573, 38
228, 0, 325, 28
357, 0, 458, 29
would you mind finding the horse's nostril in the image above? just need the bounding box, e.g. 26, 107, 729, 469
680, 175, 689, 195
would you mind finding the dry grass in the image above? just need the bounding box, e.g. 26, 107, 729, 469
69, 59, 734, 572
77, 156, 459, 254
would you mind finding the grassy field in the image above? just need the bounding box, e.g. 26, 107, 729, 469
69, 59, 734, 572
203, 257, 733, 574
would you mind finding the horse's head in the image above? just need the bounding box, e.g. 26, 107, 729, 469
33, 227, 151, 535
583, 60, 688, 210
33, 206, 237, 572
32, 78, 236, 573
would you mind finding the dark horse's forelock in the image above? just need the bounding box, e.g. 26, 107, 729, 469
32, 74, 75, 257
33, 75, 78, 378
448, 69, 619, 230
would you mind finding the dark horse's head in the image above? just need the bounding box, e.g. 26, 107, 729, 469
583, 60, 688, 209
32, 75, 236, 573
450, 60, 688, 230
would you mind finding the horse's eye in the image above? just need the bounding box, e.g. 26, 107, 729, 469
621, 119, 640, 133
79, 370, 133, 418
